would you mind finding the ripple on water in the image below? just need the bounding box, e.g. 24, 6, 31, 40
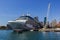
0, 30, 60, 40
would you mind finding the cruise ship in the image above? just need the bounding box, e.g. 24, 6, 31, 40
7, 14, 40, 31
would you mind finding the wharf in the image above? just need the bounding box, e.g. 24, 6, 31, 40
13, 28, 60, 32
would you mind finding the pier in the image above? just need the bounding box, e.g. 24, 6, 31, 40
12, 28, 60, 33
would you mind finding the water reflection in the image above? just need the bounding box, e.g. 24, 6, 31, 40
0, 30, 60, 40
7, 31, 41, 40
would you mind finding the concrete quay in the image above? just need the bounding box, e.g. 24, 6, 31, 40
7, 28, 60, 33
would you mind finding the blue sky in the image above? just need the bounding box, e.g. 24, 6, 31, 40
0, 0, 60, 26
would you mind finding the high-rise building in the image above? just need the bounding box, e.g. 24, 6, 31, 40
44, 17, 47, 26
50, 19, 57, 28
43, 17, 48, 28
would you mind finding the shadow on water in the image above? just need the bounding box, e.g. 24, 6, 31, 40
0, 30, 60, 40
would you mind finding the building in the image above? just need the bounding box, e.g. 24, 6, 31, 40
50, 19, 57, 28
44, 17, 47, 25
43, 17, 47, 28
56, 22, 60, 28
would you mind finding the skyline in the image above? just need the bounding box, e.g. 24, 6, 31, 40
0, 0, 60, 26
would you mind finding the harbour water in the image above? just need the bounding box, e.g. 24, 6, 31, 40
0, 30, 60, 40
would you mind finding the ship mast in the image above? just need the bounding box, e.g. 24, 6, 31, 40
27, 11, 30, 16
